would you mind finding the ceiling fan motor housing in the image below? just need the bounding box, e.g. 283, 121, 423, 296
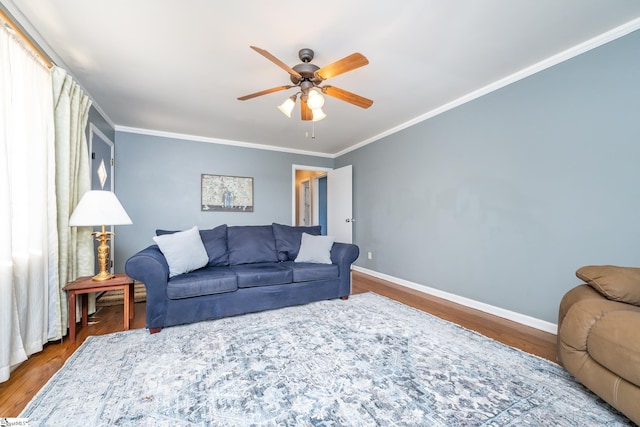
291, 63, 321, 85
290, 48, 322, 85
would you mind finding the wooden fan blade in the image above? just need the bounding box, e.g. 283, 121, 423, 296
250, 46, 302, 79
237, 85, 293, 101
301, 99, 312, 121
315, 53, 369, 80
322, 86, 373, 109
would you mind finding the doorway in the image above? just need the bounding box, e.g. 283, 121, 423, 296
299, 179, 311, 226
292, 164, 353, 242
293, 168, 329, 233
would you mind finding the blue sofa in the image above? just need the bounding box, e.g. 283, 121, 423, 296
125, 223, 359, 333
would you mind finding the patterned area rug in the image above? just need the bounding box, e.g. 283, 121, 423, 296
95, 282, 146, 306
21, 293, 631, 426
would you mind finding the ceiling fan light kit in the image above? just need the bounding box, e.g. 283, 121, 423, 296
277, 95, 297, 118
311, 108, 326, 122
306, 89, 324, 109
238, 46, 373, 123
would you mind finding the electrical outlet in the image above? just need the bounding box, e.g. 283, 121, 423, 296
367, 252, 372, 260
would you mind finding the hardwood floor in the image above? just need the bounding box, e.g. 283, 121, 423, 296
0, 303, 147, 417
0, 271, 557, 418
351, 271, 557, 362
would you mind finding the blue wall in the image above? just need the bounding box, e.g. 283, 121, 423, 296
113, 132, 333, 271
110, 30, 639, 325
336, 30, 640, 323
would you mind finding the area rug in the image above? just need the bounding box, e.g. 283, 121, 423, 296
21, 293, 631, 426
95, 281, 146, 307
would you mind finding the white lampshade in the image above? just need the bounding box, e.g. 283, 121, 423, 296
69, 190, 132, 226
311, 107, 327, 122
277, 95, 296, 118
306, 89, 324, 109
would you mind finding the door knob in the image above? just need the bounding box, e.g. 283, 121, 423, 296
345, 218, 356, 223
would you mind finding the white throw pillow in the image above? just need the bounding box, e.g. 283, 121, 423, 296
294, 232, 335, 264
152, 226, 209, 277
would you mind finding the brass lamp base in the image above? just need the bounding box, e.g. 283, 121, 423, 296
92, 224, 115, 281
92, 269, 114, 281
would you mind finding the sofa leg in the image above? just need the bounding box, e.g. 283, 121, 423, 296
148, 327, 162, 334
340, 296, 349, 300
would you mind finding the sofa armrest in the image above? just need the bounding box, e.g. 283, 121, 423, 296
558, 287, 640, 369
558, 284, 602, 330
330, 242, 360, 267
125, 245, 169, 289
330, 243, 360, 297
558, 287, 640, 424
125, 245, 171, 329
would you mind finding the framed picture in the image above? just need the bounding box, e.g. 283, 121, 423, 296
201, 174, 254, 212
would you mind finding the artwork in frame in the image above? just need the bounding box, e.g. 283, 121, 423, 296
201, 174, 254, 212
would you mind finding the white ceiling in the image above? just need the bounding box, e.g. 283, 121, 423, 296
5, 0, 640, 156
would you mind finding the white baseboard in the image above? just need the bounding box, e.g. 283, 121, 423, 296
352, 266, 558, 335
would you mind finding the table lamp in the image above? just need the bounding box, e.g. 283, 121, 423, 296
69, 190, 132, 281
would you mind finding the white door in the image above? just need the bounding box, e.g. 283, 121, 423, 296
327, 165, 353, 243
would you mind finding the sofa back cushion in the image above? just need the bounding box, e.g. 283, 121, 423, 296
199, 225, 229, 266
272, 223, 322, 261
156, 224, 229, 267
576, 265, 640, 306
227, 225, 278, 265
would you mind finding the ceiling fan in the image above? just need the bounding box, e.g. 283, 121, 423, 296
237, 46, 373, 121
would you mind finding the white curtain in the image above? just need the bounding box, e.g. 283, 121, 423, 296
51, 66, 93, 339
0, 25, 57, 382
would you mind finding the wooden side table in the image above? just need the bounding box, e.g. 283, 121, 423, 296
63, 273, 135, 343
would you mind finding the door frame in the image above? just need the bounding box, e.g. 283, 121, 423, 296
89, 123, 115, 191
291, 164, 332, 225
89, 123, 115, 272
312, 173, 328, 229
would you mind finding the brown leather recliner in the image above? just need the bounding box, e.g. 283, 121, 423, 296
558, 265, 640, 425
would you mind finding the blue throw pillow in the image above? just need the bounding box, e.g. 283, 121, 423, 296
227, 225, 278, 265
272, 223, 322, 261
156, 224, 228, 267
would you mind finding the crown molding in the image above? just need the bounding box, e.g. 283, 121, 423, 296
115, 125, 335, 158
336, 17, 640, 158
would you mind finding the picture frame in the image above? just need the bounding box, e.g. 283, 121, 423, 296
201, 174, 254, 212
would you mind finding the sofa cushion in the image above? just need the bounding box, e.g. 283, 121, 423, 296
231, 263, 293, 288
576, 265, 640, 306
167, 266, 238, 299
200, 225, 229, 266
227, 225, 278, 265
295, 233, 335, 264
272, 223, 322, 261
157, 224, 229, 267
281, 261, 339, 282
152, 226, 209, 278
